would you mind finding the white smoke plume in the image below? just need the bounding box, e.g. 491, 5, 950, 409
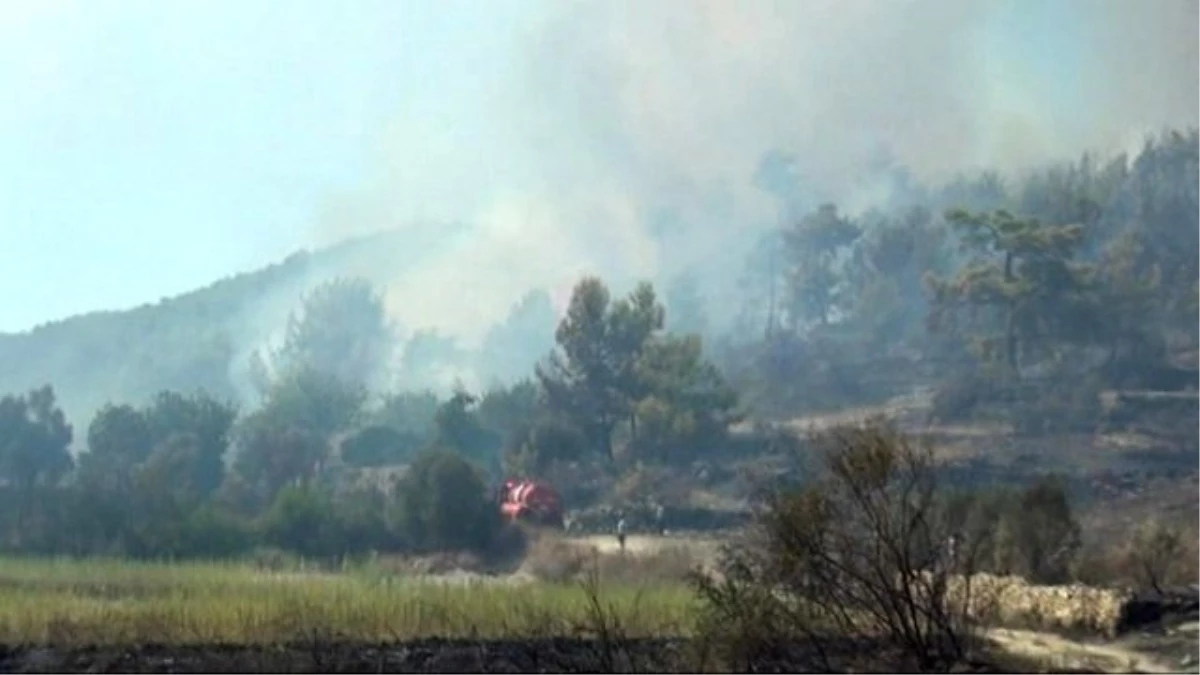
309, 0, 1197, 345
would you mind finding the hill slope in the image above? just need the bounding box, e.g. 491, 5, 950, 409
0, 227, 462, 433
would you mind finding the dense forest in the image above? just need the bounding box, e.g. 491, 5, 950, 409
0, 128, 1195, 562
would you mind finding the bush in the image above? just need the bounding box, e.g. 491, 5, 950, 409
174, 505, 254, 558
1005, 476, 1080, 583
394, 448, 506, 554
1125, 519, 1199, 593
258, 484, 399, 560
1075, 518, 1200, 593
259, 485, 344, 558
942, 477, 1081, 585
332, 485, 398, 554
691, 418, 986, 672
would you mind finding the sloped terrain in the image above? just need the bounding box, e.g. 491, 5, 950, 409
0, 229, 447, 428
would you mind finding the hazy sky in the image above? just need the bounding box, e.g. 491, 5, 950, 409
0, 0, 538, 332
1, 0, 1195, 337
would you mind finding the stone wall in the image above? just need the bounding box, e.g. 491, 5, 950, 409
947, 573, 1133, 638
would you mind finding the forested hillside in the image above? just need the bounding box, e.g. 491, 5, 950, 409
719, 129, 1199, 426
0, 250, 308, 424
3, 131, 1195, 439
0, 129, 1194, 562
0, 223, 520, 430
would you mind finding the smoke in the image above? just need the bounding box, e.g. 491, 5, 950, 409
309, 0, 1198, 345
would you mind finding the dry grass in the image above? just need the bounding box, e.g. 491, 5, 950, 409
0, 555, 698, 646
517, 533, 707, 585
366, 551, 489, 576
0, 552, 1181, 673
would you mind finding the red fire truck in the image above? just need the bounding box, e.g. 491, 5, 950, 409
497, 478, 565, 528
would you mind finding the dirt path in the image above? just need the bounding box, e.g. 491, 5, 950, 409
985, 627, 1184, 674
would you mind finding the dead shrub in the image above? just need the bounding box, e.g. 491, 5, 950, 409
1125, 519, 1198, 593
691, 418, 988, 673
1075, 517, 1200, 593
1070, 542, 1122, 588
936, 476, 1082, 586
691, 541, 829, 672
1010, 476, 1081, 584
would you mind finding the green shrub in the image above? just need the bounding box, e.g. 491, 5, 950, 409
393, 448, 506, 554
174, 505, 254, 558
259, 485, 343, 558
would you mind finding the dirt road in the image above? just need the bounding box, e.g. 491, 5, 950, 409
985, 627, 1190, 674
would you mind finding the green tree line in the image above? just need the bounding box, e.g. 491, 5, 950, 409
0, 274, 739, 559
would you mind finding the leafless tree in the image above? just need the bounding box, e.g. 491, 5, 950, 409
692, 417, 991, 672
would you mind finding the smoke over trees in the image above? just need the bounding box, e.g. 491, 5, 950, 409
0, 127, 1191, 567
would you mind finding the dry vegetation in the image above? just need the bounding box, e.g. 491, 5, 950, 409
1, 418, 1194, 673
685, 418, 1198, 673
517, 532, 709, 585
0, 557, 695, 646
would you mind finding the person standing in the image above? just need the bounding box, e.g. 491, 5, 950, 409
616, 516, 627, 553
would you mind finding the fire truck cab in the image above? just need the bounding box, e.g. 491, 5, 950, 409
498, 478, 565, 528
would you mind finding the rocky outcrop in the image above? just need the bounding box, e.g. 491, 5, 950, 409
949, 574, 1200, 638
961, 575, 1132, 638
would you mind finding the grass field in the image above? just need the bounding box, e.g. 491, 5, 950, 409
0, 552, 1192, 674
0, 555, 699, 646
